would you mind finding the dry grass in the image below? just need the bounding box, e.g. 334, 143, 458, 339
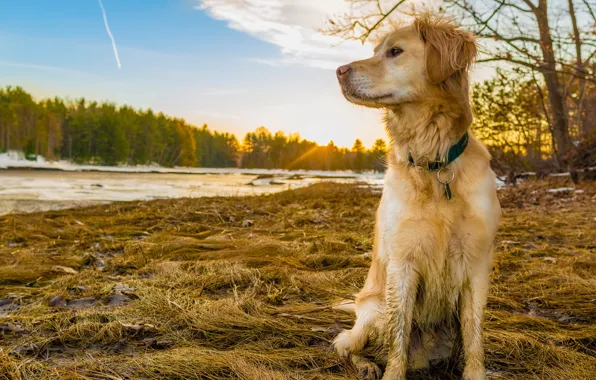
0, 181, 594, 379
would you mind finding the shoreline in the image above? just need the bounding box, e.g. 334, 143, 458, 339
0, 152, 383, 179
0, 170, 384, 216
0, 165, 370, 178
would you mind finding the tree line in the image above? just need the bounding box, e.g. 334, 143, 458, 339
0, 86, 238, 167
0, 86, 388, 171
2, 66, 594, 174
240, 127, 387, 171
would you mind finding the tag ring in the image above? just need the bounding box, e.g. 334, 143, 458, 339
437, 167, 455, 184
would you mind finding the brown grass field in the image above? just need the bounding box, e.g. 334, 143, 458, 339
0, 180, 595, 379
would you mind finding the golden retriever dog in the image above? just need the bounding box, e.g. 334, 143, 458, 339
332, 15, 501, 380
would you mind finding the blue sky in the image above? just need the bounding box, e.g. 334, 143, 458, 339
0, 0, 389, 147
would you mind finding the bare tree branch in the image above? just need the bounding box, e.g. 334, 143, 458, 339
568, 0, 588, 136
531, 73, 560, 167
520, 0, 538, 11
582, 0, 596, 24
477, 35, 541, 43
476, 0, 506, 34
504, 1, 534, 13
323, 0, 408, 43
450, 0, 541, 60
360, 0, 408, 42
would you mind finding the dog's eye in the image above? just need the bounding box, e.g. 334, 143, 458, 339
388, 47, 403, 58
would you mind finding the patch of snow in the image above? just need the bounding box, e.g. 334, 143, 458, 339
0, 150, 385, 179
500, 240, 520, 245
547, 187, 575, 193
0, 167, 385, 215
496, 177, 506, 188
249, 178, 276, 186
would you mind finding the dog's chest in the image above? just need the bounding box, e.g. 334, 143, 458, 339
378, 184, 473, 325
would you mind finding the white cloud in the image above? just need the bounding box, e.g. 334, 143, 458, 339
195, 0, 376, 70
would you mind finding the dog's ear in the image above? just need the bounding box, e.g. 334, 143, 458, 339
415, 16, 477, 84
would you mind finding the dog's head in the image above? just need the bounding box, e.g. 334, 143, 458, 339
336, 16, 477, 109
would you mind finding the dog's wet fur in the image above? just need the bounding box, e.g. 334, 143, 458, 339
333, 15, 501, 380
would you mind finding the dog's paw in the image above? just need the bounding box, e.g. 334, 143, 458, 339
409, 355, 430, 371
332, 330, 354, 357
380, 369, 406, 380
408, 346, 430, 370
356, 361, 382, 380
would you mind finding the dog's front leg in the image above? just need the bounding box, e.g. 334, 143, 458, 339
382, 260, 418, 380
460, 270, 490, 380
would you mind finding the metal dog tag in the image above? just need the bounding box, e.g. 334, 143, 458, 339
437, 167, 455, 200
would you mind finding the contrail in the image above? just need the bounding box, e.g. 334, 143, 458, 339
97, 0, 121, 69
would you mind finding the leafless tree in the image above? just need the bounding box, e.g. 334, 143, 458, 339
325, 0, 596, 169
326, 0, 410, 43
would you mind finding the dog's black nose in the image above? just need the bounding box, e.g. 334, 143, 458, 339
336, 64, 351, 77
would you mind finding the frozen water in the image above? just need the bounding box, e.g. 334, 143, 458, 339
0, 166, 384, 215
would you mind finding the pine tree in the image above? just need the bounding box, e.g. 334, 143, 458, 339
352, 139, 366, 172
370, 139, 387, 172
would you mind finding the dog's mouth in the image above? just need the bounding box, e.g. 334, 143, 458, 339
341, 86, 395, 106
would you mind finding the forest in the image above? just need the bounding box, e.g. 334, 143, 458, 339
1, 72, 594, 174
0, 86, 387, 172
